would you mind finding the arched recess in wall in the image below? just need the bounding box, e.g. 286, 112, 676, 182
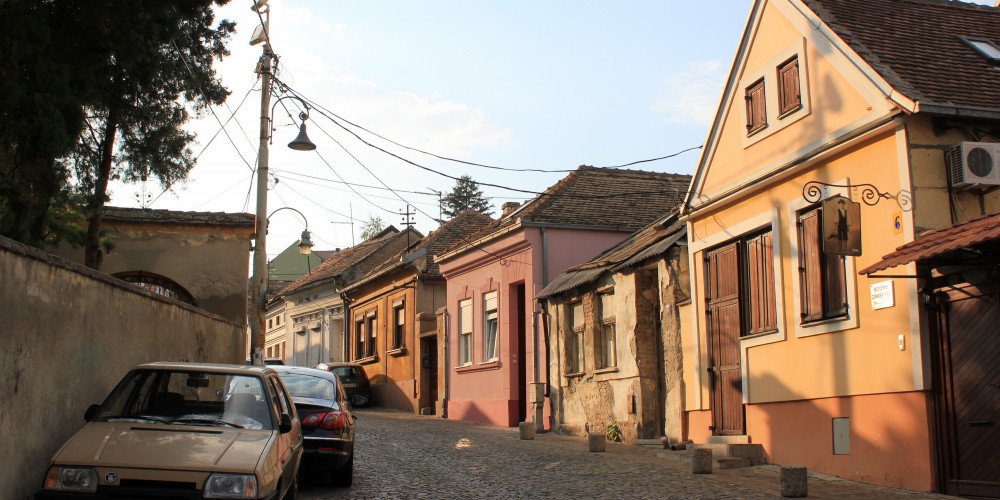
113, 271, 197, 307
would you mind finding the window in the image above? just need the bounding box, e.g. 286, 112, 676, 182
392, 302, 405, 350
705, 229, 778, 338
268, 318, 272, 329
798, 206, 847, 322
596, 292, 616, 369
367, 314, 377, 358
745, 78, 766, 134
567, 301, 584, 374
458, 299, 472, 366
354, 317, 365, 360
777, 56, 801, 115
959, 36, 1000, 62
483, 291, 499, 362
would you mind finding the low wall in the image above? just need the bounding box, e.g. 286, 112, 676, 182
0, 237, 244, 499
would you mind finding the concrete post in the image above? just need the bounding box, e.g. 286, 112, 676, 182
780, 466, 808, 497
691, 448, 713, 474
519, 422, 535, 440
588, 432, 606, 452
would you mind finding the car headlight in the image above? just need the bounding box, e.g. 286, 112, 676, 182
43, 466, 98, 492
204, 473, 258, 499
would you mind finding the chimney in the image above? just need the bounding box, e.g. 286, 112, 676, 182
502, 202, 521, 216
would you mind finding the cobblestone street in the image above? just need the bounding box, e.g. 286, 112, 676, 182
299, 409, 957, 500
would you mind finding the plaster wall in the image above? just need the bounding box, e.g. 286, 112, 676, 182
1, 237, 243, 500
746, 391, 934, 491
49, 224, 251, 325
284, 287, 344, 367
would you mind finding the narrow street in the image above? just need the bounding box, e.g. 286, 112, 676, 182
300, 409, 769, 499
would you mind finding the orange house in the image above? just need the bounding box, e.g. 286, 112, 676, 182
340, 211, 492, 413
681, 0, 1000, 495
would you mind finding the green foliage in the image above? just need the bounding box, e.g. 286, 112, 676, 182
360, 215, 385, 241
0, 0, 234, 264
442, 175, 492, 218
606, 422, 623, 443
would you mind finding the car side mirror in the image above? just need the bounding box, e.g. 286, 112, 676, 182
279, 413, 293, 433
84, 404, 101, 422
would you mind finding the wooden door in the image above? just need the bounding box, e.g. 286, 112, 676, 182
705, 242, 745, 435
932, 282, 1000, 498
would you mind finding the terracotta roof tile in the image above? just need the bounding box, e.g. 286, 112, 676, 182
441, 166, 691, 256
805, 0, 1000, 113
102, 206, 254, 227
859, 212, 1000, 274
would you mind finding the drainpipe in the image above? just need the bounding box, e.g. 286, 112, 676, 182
530, 227, 551, 431
341, 291, 351, 361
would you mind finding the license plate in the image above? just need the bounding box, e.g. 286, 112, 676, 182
343, 383, 357, 388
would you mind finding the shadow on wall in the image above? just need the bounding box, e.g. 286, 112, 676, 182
368, 373, 416, 413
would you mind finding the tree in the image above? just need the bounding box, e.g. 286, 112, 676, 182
68, 0, 235, 269
359, 215, 385, 241
442, 175, 492, 218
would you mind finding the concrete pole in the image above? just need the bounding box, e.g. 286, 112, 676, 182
249, 10, 272, 367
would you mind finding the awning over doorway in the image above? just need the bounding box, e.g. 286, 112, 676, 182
859, 212, 1000, 275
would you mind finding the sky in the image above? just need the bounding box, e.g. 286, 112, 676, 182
102, 0, 994, 258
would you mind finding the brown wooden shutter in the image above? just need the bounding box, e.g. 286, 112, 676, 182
824, 253, 847, 316
800, 209, 824, 322
746, 231, 777, 335
745, 79, 766, 134
778, 57, 800, 115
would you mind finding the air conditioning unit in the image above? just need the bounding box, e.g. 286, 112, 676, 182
946, 141, 1000, 188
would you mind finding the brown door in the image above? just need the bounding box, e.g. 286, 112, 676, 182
932, 282, 1000, 498
420, 336, 438, 412
705, 242, 745, 435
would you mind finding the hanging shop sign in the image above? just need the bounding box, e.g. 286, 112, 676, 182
822, 195, 862, 256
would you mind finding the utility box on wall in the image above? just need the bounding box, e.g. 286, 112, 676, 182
529, 382, 547, 403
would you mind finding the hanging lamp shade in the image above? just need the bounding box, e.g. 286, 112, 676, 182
297, 229, 314, 255
288, 122, 317, 151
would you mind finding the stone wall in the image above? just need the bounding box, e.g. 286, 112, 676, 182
0, 237, 244, 500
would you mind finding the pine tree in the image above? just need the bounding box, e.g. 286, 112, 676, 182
442, 175, 492, 218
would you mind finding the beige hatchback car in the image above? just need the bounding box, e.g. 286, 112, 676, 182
35, 362, 303, 500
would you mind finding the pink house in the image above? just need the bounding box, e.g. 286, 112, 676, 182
435, 166, 691, 428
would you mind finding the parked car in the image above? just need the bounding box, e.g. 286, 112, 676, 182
35, 362, 303, 500
315, 362, 370, 407
272, 366, 355, 487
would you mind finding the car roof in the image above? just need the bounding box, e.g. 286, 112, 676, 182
319, 361, 363, 368
272, 365, 340, 382
138, 361, 274, 375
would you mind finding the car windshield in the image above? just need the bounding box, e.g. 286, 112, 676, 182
330, 366, 362, 379
96, 369, 274, 430
280, 373, 336, 400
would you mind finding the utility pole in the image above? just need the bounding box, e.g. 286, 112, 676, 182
249, 0, 273, 366
427, 187, 443, 223
400, 204, 415, 247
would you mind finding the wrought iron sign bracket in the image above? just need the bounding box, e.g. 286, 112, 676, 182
802, 181, 912, 212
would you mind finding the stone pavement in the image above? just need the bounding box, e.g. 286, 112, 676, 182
300, 408, 960, 499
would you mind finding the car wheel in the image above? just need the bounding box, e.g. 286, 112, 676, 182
283, 476, 299, 500
332, 453, 354, 487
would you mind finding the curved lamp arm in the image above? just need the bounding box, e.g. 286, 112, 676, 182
267, 207, 312, 255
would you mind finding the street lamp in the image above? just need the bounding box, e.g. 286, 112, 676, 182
267, 206, 313, 256
249, 0, 317, 366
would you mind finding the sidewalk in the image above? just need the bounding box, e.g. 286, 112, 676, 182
526, 429, 958, 500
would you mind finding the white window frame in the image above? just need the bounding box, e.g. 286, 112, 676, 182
458, 299, 472, 366
596, 292, 617, 370
482, 291, 499, 362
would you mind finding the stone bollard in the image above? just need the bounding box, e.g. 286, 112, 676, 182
588, 432, 606, 452
519, 422, 535, 440
691, 448, 713, 474
780, 465, 808, 498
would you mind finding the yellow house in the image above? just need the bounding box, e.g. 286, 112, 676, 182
681, 0, 1000, 495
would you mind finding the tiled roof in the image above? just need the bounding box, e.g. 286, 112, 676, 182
313, 250, 340, 260
102, 206, 255, 227
859, 212, 1000, 274
536, 212, 685, 299
347, 210, 494, 290
278, 227, 414, 297
805, 0, 1000, 114
442, 166, 691, 256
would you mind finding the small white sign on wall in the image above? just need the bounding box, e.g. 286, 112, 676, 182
870, 280, 895, 310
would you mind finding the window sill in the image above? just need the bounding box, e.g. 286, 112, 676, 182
741, 329, 779, 341
594, 366, 618, 375
387, 347, 407, 357
796, 314, 858, 338
354, 355, 378, 365
565, 371, 584, 379
746, 124, 768, 138
456, 362, 500, 374
777, 105, 802, 120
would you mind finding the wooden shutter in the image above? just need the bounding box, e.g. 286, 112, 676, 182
824, 253, 847, 316
745, 79, 766, 133
745, 231, 777, 335
800, 209, 824, 322
778, 57, 800, 115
